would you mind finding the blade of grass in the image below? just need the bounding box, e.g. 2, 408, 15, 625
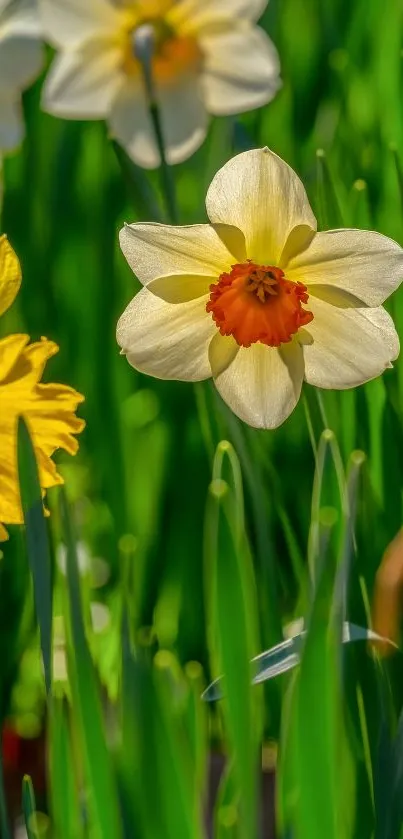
315, 148, 345, 228
307, 429, 345, 587
0, 753, 11, 839
112, 140, 164, 221
118, 624, 204, 839
17, 417, 52, 693
183, 661, 208, 826
205, 441, 262, 839
60, 487, 122, 839
153, 652, 206, 839
22, 775, 37, 839
48, 696, 84, 839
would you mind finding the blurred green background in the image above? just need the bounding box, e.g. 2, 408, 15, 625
1, 0, 403, 836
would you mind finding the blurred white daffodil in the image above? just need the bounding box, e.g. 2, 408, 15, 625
40, 0, 281, 168
116, 147, 403, 430
0, 0, 43, 151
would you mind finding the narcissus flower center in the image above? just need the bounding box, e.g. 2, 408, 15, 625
125, 18, 202, 84
206, 261, 314, 348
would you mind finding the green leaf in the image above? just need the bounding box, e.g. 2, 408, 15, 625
205, 441, 262, 839
48, 696, 84, 839
17, 417, 53, 693
112, 141, 163, 221
118, 627, 204, 839
0, 755, 11, 839
60, 488, 122, 839
22, 775, 37, 839
315, 149, 345, 229
202, 622, 393, 701
277, 449, 366, 839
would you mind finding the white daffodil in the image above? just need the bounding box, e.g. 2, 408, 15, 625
39, 0, 280, 169
0, 0, 43, 151
116, 147, 403, 430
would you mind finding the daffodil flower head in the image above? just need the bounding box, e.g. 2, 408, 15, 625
0, 0, 44, 151
117, 147, 403, 429
40, 0, 281, 168
0, 236, 85, 540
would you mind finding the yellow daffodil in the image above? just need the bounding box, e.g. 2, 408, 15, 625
0, 0, 44, 151
0, 236, 84, 540
117, 147, 403, 429
40, 0, 280, 168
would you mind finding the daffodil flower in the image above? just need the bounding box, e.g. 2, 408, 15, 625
40, 0, 280, 168
0, 236, 84, 540
117, 147, 403, 429
0, 0, 44, 151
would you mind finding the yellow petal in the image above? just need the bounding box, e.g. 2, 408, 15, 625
0, 523, 9, 542
0, 236, 22, 317
0, 335, 85, 535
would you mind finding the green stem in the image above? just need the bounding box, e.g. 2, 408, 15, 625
149, 101, 178, 224
0, 753, 11, 839
134, 25, 178, 224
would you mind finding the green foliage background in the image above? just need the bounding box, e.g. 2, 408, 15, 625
1, 0, 403, 836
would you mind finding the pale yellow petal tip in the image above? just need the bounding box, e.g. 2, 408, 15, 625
0, 235, 22, 317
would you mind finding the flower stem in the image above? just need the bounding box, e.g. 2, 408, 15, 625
0, 755, 11, 839
134, 24, 178, 224
148, 101, 178, 224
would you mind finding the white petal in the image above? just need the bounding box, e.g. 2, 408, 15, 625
119, 222, 245, 287
201, 26, 281, 116
0, 24, 43, 90
42, 40, 123, 118
0, 0, 42, 40
213, 340, 304, 429
39, 0, 122, 47
109, 79, 157, 168
361, 306, 399, 360
109, 74, 208, 169
303, 295, 399, 389
0, 92, 23, 150
117, 287, 216, 381
168, 0, 268, 34
206, 147, 317, 266
158, 74, 208, 165
286, 229, 403, 306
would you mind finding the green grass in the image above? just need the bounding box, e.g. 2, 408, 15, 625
1, 0, 403, 835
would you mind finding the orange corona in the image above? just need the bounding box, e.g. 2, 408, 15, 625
206, 261, 314, 348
